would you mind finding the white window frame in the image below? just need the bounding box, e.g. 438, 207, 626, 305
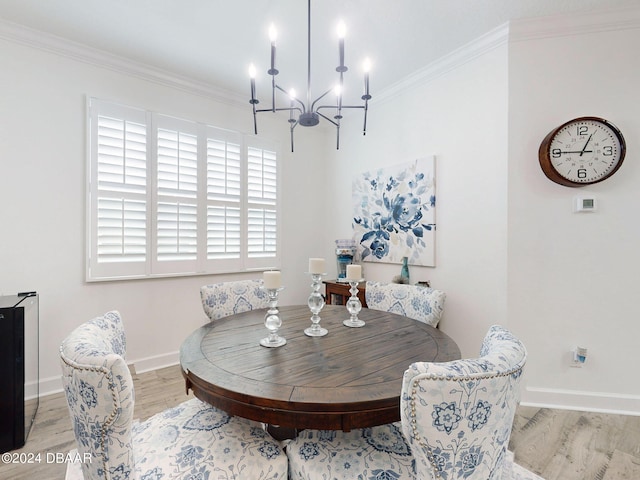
86, 97, 281, 281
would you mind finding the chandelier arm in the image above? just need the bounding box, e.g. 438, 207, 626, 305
317, 104, 368, 137
363, 101, 369, 135
255, 107, 302, 114
274, 84, 289, 95
338, 72, 344, 113
318, 104, 365, 110
249, 79, 259, 134
271, 75, 277, 113
293, 98, 306, 112
275, 85, 307, 113
290, 121, 299, 152
316, 104, 362, 122
252, 105, 258, 134
310, 88, 334, 112
315, 111, 339, 127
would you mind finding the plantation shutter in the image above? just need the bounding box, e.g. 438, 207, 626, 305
246, 144, 278, 268
88, 99, 149, 279
87, 98, 280, 281
153, 115, 199, 273
205, 127, 244, 271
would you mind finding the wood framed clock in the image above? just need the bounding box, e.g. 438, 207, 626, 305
538, 117, 626, 187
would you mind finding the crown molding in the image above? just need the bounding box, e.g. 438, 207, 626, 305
510, 5, 640, 44
375, 22, 509, 105
0, 18, 246, 107
375, 5, 640, 106
3, 5, 638, 110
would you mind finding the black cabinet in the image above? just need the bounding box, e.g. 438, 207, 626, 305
0, 292, 39, 453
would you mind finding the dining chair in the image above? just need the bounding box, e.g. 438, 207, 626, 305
365, 280, 446, 327
60, 310, 288, 480
285, 325, 543, 480
200, 279, 269, 321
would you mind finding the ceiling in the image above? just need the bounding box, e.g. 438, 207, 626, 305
0, 0, 635, 105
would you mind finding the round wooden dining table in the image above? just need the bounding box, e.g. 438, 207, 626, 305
180, 305, 460, 432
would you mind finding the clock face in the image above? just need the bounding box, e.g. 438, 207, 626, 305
539, 117, 626, 187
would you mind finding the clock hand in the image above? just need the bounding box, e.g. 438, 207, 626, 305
560, 150, 593, 154
580, 134, 593, 156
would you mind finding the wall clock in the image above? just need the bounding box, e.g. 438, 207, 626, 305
538, 116, 626, 187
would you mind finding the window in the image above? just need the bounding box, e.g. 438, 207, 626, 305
87, 98, 279, 281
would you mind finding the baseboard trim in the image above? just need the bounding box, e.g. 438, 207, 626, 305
37, 351, 181, 398
32, 375, 63, 399
523, 386, 640, 417
38, 358, 640, 417
132, 351, 180, 375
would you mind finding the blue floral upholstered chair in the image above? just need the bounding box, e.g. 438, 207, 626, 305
201, 279, 269, 322
60, 311, 288, 480
365, 281, 446, 327
285, 325, 543, 480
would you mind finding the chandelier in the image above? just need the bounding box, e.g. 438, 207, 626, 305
248, 0, 372, 152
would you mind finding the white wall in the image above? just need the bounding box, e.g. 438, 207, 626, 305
0, 32, 327, 395
3, 6, 639, 415
323, 33, 510, 359
508, 9, 640, 414
325, 7, 640, 415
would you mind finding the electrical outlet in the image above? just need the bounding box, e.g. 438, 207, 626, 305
571, 346, 587, 367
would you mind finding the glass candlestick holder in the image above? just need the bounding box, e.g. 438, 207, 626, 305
260, 287, 286, 347
305, 272, 328, 337
343, 279, 365, 328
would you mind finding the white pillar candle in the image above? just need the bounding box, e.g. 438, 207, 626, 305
309, 257, 325, 274
263, 271, 282, 289
346, 264, 361, 280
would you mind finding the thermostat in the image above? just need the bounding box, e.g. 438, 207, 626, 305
574, 196, 597, 213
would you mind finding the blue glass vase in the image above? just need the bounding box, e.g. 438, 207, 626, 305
401, 257, 410, 283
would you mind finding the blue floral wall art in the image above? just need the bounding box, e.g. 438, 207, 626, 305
352, 156, 436, 266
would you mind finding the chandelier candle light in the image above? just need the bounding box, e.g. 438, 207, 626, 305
260, 271, 286, 347
248, 0, 372, 152
306, 257, 328, 337
343, 264, 365, 328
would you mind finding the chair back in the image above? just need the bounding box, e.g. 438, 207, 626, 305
401, 325, 527, 480
365, 281, 446, 327
59, 311, 135, 480
200, 279, 269, 321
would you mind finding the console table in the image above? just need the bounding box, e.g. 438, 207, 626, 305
323, 280, 367, 308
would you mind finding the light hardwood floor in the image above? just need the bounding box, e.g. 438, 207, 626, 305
2, 365, 638, 479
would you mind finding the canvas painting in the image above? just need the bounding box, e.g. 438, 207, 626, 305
352, 156, 436, 266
